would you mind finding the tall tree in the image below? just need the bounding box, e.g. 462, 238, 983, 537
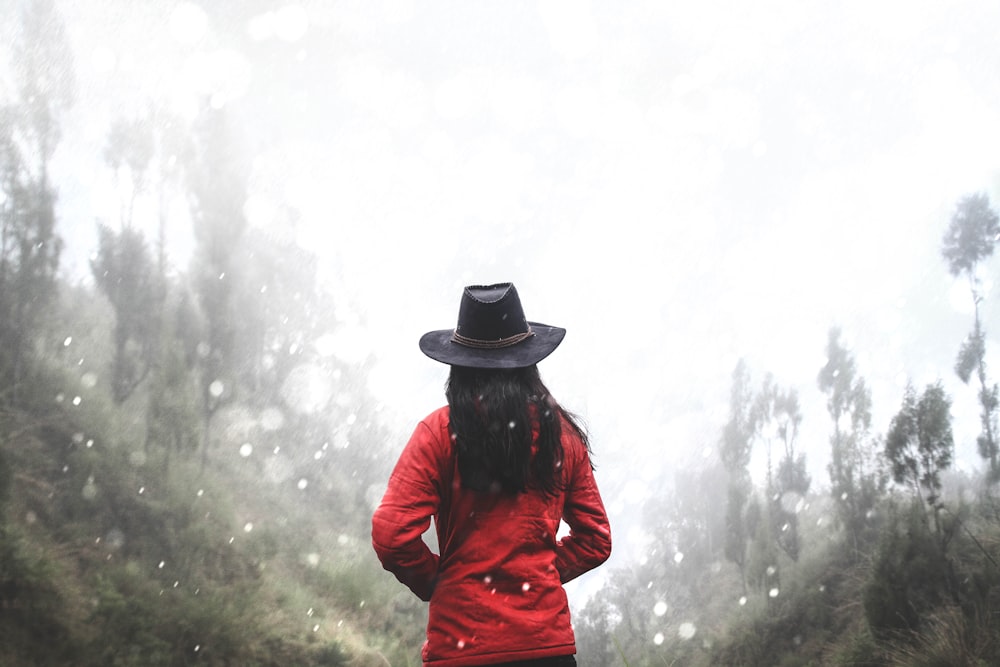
885, 382, 954, 532
90, 224, 158, 403
0, 0, 74, 404
818, 327, 883, 551
942, 192, 1000, 479
758, 381, 809, 561
720, 359, 757, 591
185, 106, 250, 467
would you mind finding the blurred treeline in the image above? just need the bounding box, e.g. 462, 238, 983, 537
4, 2, 1000, 666
572, 196, 1000, 663
1, 2, 424, 665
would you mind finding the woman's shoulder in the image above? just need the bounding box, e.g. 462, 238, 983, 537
419, 404, 450, 428
411, 405, 451, 443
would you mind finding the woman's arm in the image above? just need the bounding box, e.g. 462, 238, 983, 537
554, 441, 612, 583
371, 421, 443, 601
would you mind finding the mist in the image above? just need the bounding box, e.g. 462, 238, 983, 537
3, 0, 1000, 665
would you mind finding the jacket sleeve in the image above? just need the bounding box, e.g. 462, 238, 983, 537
555, 439, 612, 584
371, 420, 443, 601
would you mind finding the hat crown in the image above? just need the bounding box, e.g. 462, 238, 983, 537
418, 281, 564, 368
454, 283, 529, 343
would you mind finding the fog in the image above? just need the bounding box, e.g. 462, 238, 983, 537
29, 0, 1000, 606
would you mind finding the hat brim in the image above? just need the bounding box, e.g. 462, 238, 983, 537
419, 322, 566, 369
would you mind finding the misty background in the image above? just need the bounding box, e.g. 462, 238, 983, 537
3, 1, 1000, 664
39, 0, 1000, 570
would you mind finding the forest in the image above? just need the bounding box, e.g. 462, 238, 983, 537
3, 1, 1000, 665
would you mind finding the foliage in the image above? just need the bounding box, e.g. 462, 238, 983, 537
884, 382, 954, 512
91, 223, 162, 403
863, 500, 953, 639
818, 327, 884, 552
0, 0, 73, 406
720, 359, 757, 589
942, 192, 1000, 479
941, 192, 1000, 279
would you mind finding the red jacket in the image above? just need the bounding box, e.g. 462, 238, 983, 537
372, 406, 612, 666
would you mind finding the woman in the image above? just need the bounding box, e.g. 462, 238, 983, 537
372, 282, 612, 667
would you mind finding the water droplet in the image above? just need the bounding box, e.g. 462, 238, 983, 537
243, 522, 254, 533
653, 632, 664, 645
197, 489, 204, 497
297, 478, 308, 490
209, 380, 225, 397
138, 486, 145, 495
769, 587, 780, 598
158, 561, 165, 569
521, 582, 531, 592
673, 552, 684, 564
239, 443, 253, 457
738, 596, 747, 606
312, 624, 319, 632
72, 396, 82, 406
678, 622, 697, 640
456, 639, 466, 649
63, 336, 72, 346
654, 601, 668, 616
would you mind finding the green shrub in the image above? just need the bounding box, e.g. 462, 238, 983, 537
863, 501, 951, 639
0, 524, 77, 665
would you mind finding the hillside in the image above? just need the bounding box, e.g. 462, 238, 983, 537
0, 345, 424, 666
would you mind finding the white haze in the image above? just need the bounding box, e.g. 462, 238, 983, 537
40, 0, 1000, 590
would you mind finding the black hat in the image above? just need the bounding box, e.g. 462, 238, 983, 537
419, 283, 566, 369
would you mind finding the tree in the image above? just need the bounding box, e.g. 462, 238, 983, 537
757, 381, 809, 561
0, 0, 74, 404
817, 327, 884, 552
942, 192, 1000, 479
885, 382, 954, 531
185, 106, 251, 467
720, 359, 757, 591
90, 224, 159, 403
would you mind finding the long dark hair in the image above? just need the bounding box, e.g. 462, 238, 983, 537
446, 364, 589, 495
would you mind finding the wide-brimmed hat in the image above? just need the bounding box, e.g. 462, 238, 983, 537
419, 283, 565, 369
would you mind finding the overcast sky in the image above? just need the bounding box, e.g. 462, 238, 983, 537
21, 0, 1000, 568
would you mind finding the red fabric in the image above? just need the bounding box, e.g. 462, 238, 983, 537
372, 406, 612, 667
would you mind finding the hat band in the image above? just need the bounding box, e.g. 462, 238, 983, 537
450, 327, 535, 349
